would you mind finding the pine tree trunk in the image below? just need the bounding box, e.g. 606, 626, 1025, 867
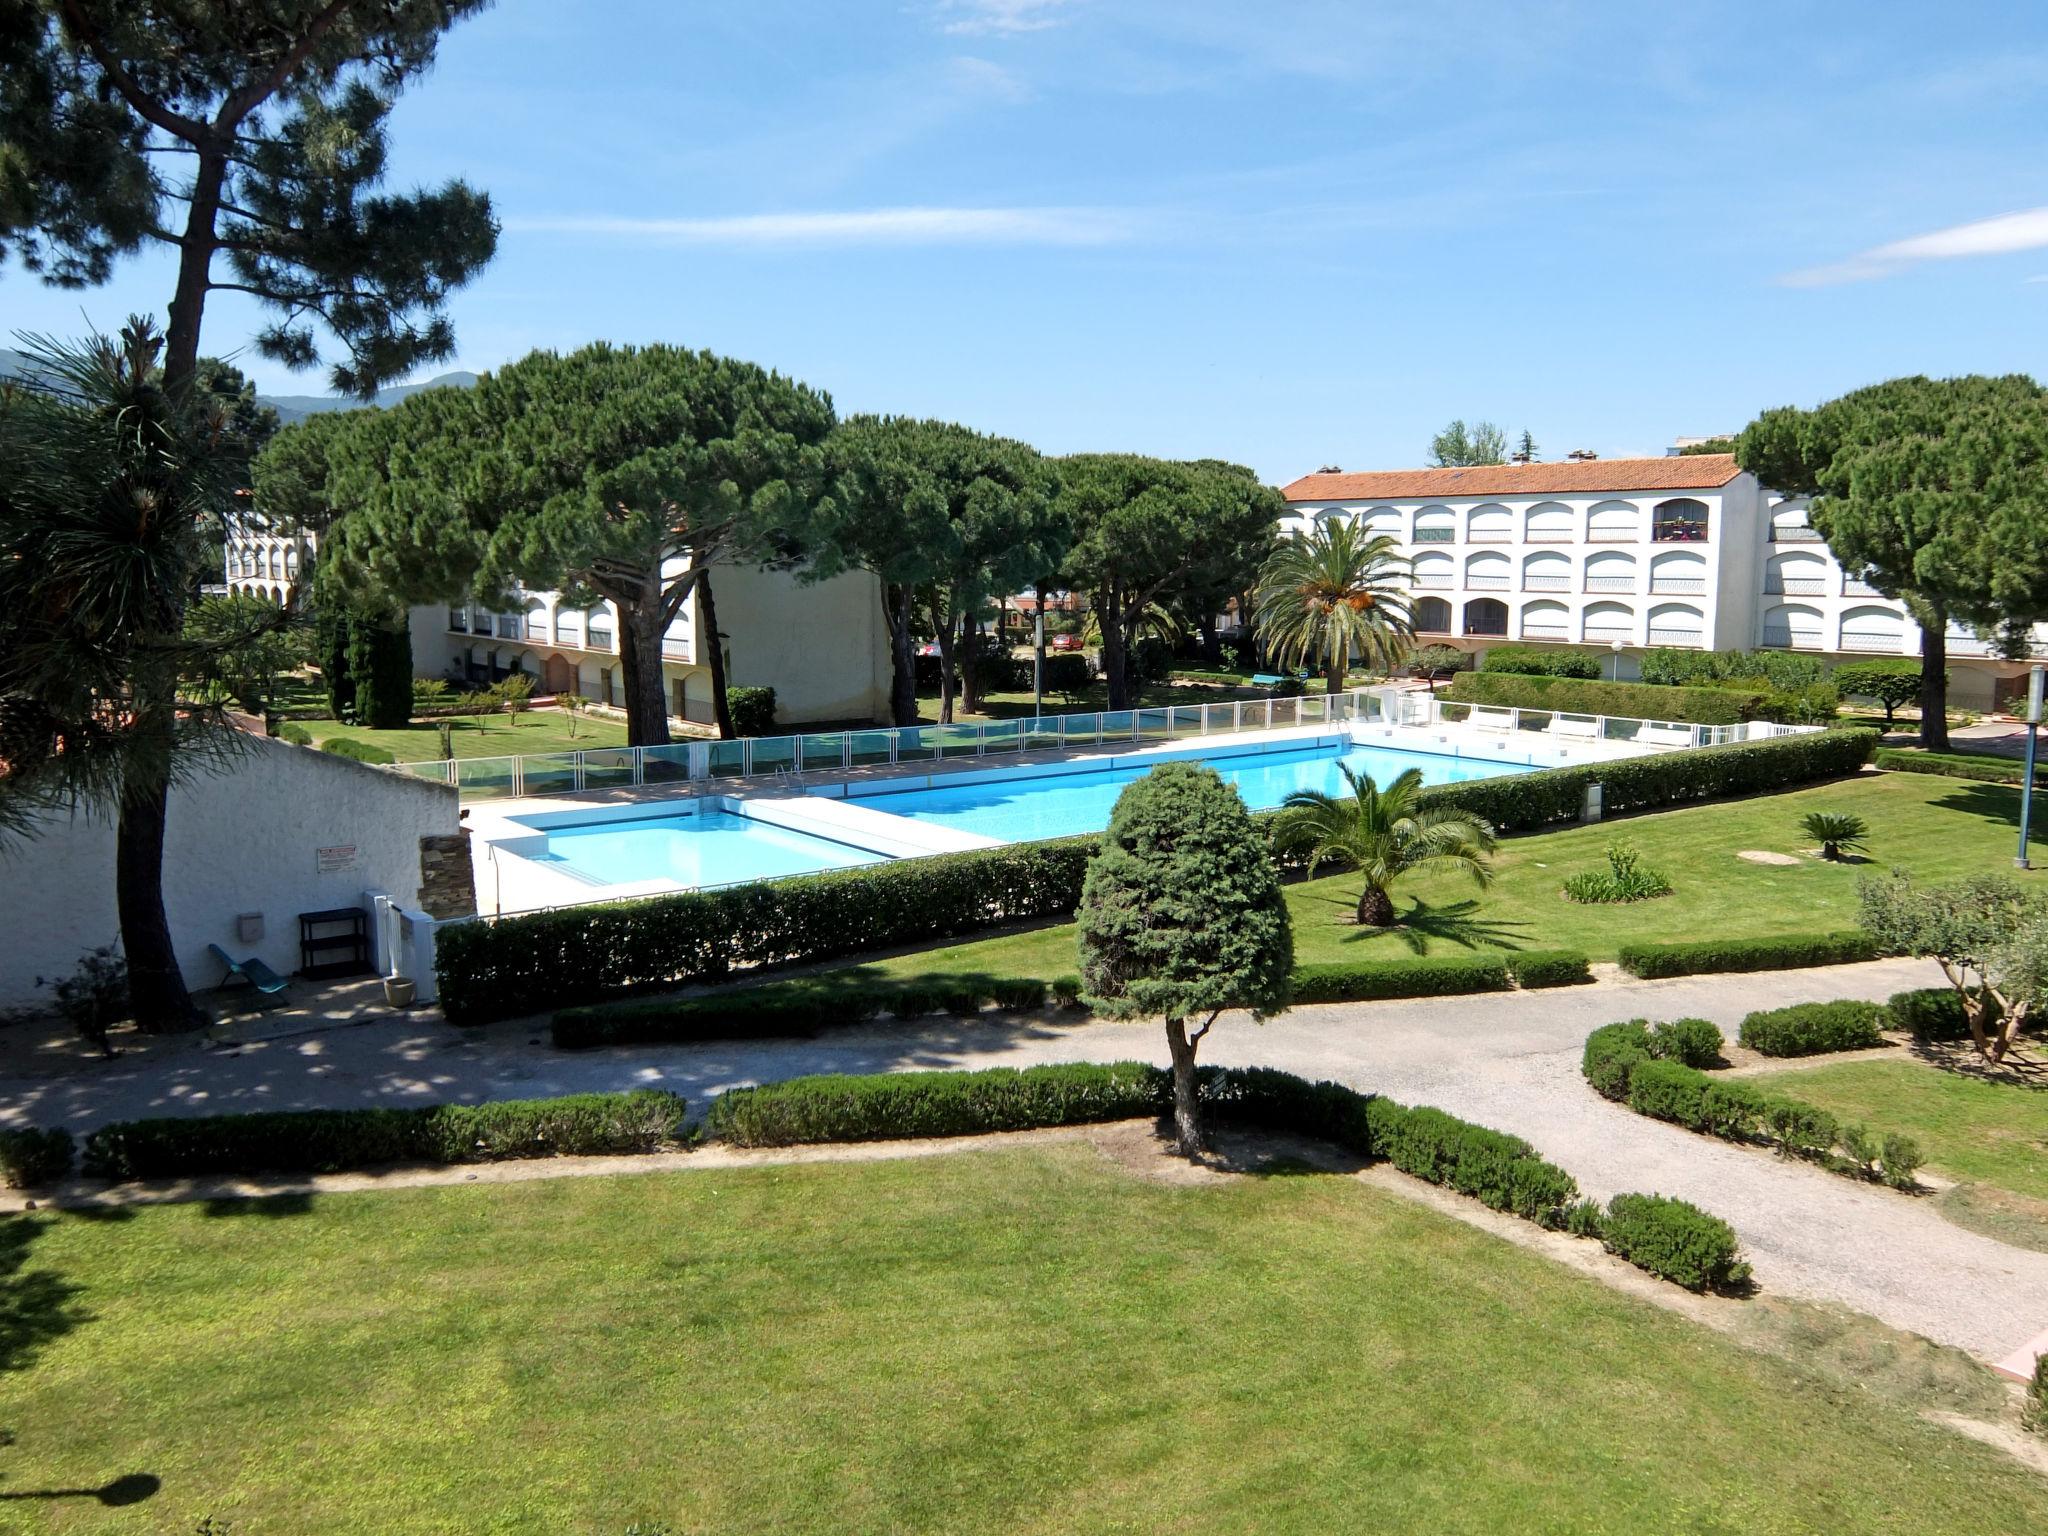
1199, 611, 1220, 666
883, 583, 918, 726
1356, 884, 1395, 927
959, 607, 984, 715
1034, 582, 1050, 713
118, 756, 201, 1032
934, 605, 958, 725
698, 569, 735, 739
1100, 589, 1130, 710
1165, 1016, 1205, 1156
1919, 616, 1949, 752
618, 605, 672, 746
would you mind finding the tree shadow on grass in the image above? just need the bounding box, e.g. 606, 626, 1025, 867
1930, 783, 2028, 835
0, 1216, 90, 1376
1318, 895, 1534, 956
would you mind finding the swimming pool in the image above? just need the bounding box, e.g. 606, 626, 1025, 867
530, 808, 887, 888
847, 738, 1528, 845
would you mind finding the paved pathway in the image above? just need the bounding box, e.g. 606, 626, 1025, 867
5, 957, 2045, 1362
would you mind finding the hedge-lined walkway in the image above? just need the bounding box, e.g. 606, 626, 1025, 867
8, 955, 2048, 1362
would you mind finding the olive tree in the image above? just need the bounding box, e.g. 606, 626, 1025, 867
1076, 762, 1293, 1155
1859, 870, 2047, 1062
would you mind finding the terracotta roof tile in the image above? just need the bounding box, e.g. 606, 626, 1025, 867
1280, 455, 1744, 503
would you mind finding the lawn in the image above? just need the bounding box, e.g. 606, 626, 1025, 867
304, 708, 628, 762
1754, 1057, 2048, 1204
5, 1145, 2044, 1534
865, 771, 2042, 983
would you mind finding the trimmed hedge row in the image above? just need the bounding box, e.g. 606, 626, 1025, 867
1885, 986, 1983, 1042
1737, 1000, 1887, 1057
1445, 670, 1766, 726
554, 972, 1069, 1050
1502, 949, 1595, 988
437, 729, 1879, 1024
1875, 747, 2045, 786
80, 1089, 687, 1181
1617, 930, 1876, 979
1582, 1020, 1921, 1189
1601, 1193, 1752, 1292
319, 735, 396, 765
275, 721, 313, 746
1478, 646, 1603, 679
1291, 954, 1511, 1004
0, 1125, 75, 1188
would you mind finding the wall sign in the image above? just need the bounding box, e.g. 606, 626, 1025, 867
316, 845, 360, 874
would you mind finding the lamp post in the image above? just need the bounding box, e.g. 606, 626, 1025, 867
1033, 600, 1045, 721
2017, 665, 2044, 870
1609, 638, 1625, 682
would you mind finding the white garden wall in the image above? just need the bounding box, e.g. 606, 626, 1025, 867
0, 735, 460, 1011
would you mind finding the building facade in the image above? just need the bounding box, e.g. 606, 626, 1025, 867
1278, 455, 2036, 709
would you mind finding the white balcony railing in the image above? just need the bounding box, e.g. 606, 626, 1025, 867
1770, 526, 1824, 543
1411, 576, 1453, 590
1586, 531, 1639, 544
1522, 575, 1570, 592
1646, 627, 1703, 648
1649, 578, 1705, 595
661, 637, 692, 661
1412, 527, 1456, 543
1763, 578, 1826, 596
1843, 579, 1881, 597
1465, 575, 1511, 590
1524, 530, 1574, 544
1584, 576, 1637, 593
1760, 625, 1823, 650
1583, 624, 1634, 643
1839, 629, 1905, 653
1519, 623, 1569, 640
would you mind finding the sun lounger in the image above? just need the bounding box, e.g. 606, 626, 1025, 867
208, 943, 288, 995
1639, 721, 1698, 749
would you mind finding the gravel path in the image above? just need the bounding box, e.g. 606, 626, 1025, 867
5, 955, 2045, 1362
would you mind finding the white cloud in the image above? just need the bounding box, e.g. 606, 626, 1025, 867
1781, 206, 2048, 287
934, 1, 1078, 37
507, 205, 1146, 248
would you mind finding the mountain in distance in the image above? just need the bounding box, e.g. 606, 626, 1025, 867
0, 346, 476, 421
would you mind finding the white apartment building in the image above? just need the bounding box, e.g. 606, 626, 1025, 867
1279, 455, 2035, 709
225, 513, 892, 726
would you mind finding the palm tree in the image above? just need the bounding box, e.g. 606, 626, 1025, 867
1272, 765, 1497, 927
1254, 520, 1412, 695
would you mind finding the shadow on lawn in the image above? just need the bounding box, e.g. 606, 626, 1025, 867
1930, 783, 2029, 835
0, 1216, 91, 1377
1308, 894, 1533, 955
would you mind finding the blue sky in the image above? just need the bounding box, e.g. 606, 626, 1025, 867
9, 0, 2048, 482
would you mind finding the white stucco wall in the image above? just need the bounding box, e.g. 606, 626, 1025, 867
0, 735, 460, 1011
712, 565, 891, 723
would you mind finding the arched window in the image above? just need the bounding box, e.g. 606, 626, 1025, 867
1520, 599, 1570, 641
1647, 602, 1705, 648
1839, 605, 1907, 654
1462, 597, 1509, 637
1651, 497, 1710, 543
1649, 550, 1707, 595
1769, 501, 1820, 543
1360, 505, 1402, 539
1411, 552, 1454, 591
1463, 552, 1511, 591
1583, 551, 1637, 594
1582, 601, 1635, 644
1466, 504, 1512, 543
1762, 603, 1824, 649
1413, 596, 1452, 633
524, 599, 550, 643
1413, 505, 1456, 543
1765, 551, 1827, 596
1586, 500, 1639, 543
1522, 551, 1571, 592
1524, 502, 1574, 543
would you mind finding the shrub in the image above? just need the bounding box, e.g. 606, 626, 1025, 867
1583, 1021, 1655, 1101
1737, 1000, 1886, 1057
706, 1062, 1166, 1148
437, 835, 1098, 1025
1698, 1078, 1769, 1138
0, 1126, 76, 1187
727, 686, 776, 738
1626, 1058, 1713, 1131
1601, 1193, 1752, 1292
1446, 670, 1765, 726
2023, 1354, 2048, 1436
1502, 949, 1593, 988
1049, 974, 1084, 1009
1801, 810, 1868, 861
553, 972, 1056, 1050
1640, 647, 1826, 691
80, 1089, 686, 1180
1410, 643, 1471, 677
1650, 1016, 1724, 1068
1878, 1132, 1924, 1190
1617, 931, 1875, 979
1362, 1098, 1579, 1224
1885, 986, 1982, 1042
45, 943, 128, 1057
1290, 954, 1509, 1004
1832, 658, 1923, 727
320, 735, 395, 765
1874, 747, 2047, 786
1041, 653, 1093, 701
1562, 1198, 1606, 1238
1562, 840, 1673, 903
1478, 646, 1603, 679
1763, 1099, 1840, 1160
275, 721, 312, 746
345, 618, 414, 729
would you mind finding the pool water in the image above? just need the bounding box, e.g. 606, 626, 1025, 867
855, 740, 1530, 845
533, 808, 886, 888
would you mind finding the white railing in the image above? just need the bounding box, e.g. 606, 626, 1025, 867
1522, 575, 1570, 592
1464, 575, 1511, 590
394, 688, 1401, 801
1839, 629, 1906, 653
1412, 576, 1453, 590
1582, 625, 1634, 642
1648, 578, 1705, 595
1413, 527, 1456, 543
1646, 627, 1703, 647
1519, 624, 1569, 640
1770, 527, 1824, 543
1424, 695, 1817, 750
1764, 578, 1826, 596
1583, 576, 1637, 593
1759, 625, 1823, 650
1524, 529, 1574, 543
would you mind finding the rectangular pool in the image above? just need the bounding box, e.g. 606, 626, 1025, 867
848, 739, 1531, 845
530, 808, 888, 888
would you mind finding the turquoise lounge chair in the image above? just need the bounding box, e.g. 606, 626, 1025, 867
208, 943, 288, 996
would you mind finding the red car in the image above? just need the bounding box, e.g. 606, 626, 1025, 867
1049, 633, 1084, 652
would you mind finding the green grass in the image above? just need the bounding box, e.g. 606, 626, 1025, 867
1753, 1058, 2048, 1203
304, 708, 628, 762
863, 771, 2042, 983
5, 1145, 2044, 1534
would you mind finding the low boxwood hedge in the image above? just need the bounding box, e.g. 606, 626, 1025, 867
1477, 646, 1603, 679
553, 972, 1054, 1050
1885, 986, 1983, 1042
1874, 747, 2045, 786
1502, 949, 1595, 988
1582, 1018, 1725, 1099
319, 735, 395, 765
1445, 670, 1766, 726
1601, 1193, 1752, 1292
0, 1125, 75, 1188
274, 721, 313, 746
80, 1089, 687, 1181
437, 729, 1878, 1024
1737, 1000, 1887, 1057
1617, 930, 1875, 979
1291, 954, 1511, 1004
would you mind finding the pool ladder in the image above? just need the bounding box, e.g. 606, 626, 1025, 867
772, 766, 803, 793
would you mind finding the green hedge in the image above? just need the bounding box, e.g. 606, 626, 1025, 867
1291, 954, 1510, 1004
553, 972, 1054, 1050
1639, 647, 1827, 691
437, 730, 1878, 1024
438, 836, 1097, 1025
79, 1090, 686, 1181
0, 1126, 75, 1188
1885, 986, 1981, 1042
1445, 670, 1765, 725
319, 735, 395, 765
1875, 747, 2045, 786
1583, 1019, 1725, 1100
727, 686, 776, 738
1478, 646, 1603, 678
1502, 949, 1595, 988
1617, 930, 1875, 979
275, 721, 313, 746
1737, 1000, 1887, 1057
1601, 1193, 1752, 1292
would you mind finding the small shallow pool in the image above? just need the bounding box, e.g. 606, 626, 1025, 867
530, 808, 886, 888
852, 739, 1529, 845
